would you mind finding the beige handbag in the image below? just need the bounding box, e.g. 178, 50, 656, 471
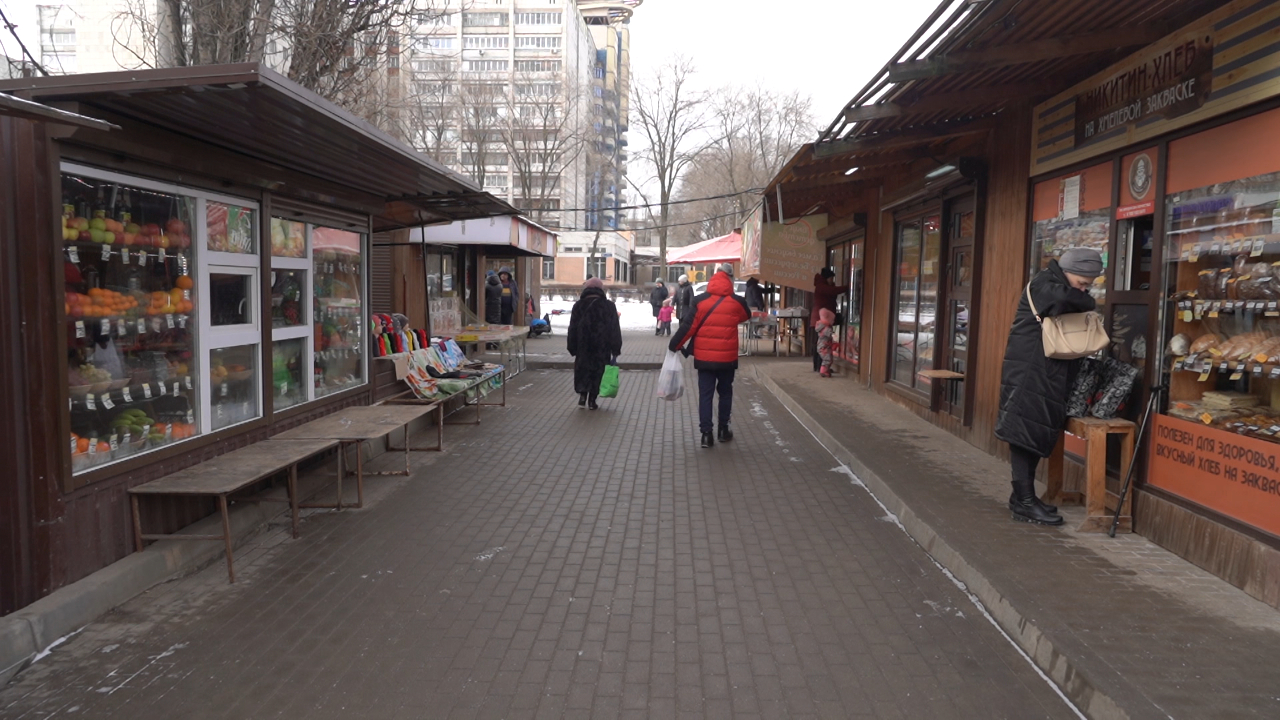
1026, 283, 1109, 360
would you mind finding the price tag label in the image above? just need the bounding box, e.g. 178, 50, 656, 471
143, 383, 152, 399
1173, 359, 1185, 372
122, 432, 130, 446
68, 246, 79, 264
220, 382, 228, 397
138, 251, 147, 267
280, 381, 288, 396
121, 248, 130, 265
241, 402, 249, 416
158, 248, 166, 261
117, 319, 127, 337
75, 320, 85, 338
186, 409, 194, 424
1198, 371, 1212, 382
1253, 238, 1266, 257
70, 436, 76, 455
1219, 361, 1231, 372
167, 423, 175, 438
88, 438, 97, 455
137, 318, 146, 334
165, 314, 174, 329
141, 424, 150, 437
172, 381, 180, 396
1209, 310, 1220, 318
215, 405, 223, 420
1271, 367, 1280, 379
1200, 412, 1214, 424
1211, 242, 1222, 255
99, 318, 110, 335
101, 394, 114, 410
1253, 364, 1263, 376
1194, 304, 1204, 320
1230, 370, 1244, 381
121, 386, 132, 403
184, 375, 192, 389
86, 393, 96, 410
1189, 245, 1200, 262
151, 317, 162, 333
177, 314, 187, 329
108, 434, 118, 451
100, 244, 111, 260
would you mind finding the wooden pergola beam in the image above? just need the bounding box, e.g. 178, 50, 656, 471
843, 82, 1044, 123
813, 116, 996, 159
887, 25, 1171, 82
791, 146, 941, 179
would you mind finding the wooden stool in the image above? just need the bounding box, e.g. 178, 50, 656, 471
1045, 417, 1136, 533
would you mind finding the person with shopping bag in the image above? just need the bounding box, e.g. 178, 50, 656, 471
669, 265, 750, 448
567, 277, 622, 410
996, 247, 1104, 525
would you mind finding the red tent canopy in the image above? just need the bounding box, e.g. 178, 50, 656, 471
666, 231, 741, 264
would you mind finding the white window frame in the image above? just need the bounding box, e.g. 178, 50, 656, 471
270, 221, 314, 408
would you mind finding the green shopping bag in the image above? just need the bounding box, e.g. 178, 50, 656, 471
599, 364, 620, 398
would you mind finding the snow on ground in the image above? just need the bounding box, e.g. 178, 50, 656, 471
542, 296, 661, 332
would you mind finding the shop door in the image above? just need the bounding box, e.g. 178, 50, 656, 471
940, 198, 975, 419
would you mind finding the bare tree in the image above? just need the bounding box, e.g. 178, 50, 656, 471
629, 57, 712, 268
457, 80, 508, 190
402, 55, 461, 164
110, 0, 448, 121
501, 71, 590, 227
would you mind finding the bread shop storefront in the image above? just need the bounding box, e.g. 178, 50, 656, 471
1029, 0, 1280, 606
0, 64, 510, 613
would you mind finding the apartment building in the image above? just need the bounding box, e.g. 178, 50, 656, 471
546, 229, 634, 289
578, 1, 640, 232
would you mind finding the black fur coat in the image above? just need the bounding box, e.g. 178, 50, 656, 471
567, 287, 623, 394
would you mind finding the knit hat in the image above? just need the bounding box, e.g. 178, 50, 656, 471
678, 274, 688, 283
818, 308, 835, 325
820, 267, 835, 279
584, 277, 604, 290
717, 263, 734, 276
1058, 248, 1104, 278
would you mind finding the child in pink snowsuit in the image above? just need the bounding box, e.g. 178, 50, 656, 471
816, 308, 835, 377
657, 299, 674, 336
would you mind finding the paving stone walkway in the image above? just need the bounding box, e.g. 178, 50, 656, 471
0, 367, 1076, 719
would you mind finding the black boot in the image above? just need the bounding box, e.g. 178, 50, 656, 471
578, 392, 587, 408
717, 424, 733, 443
1008, 488, 1058, 514
588, 395, 599, 410
701, 431, 714, 448
1009, 480, 1063, 526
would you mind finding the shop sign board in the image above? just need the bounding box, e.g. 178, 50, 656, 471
740, 202, 765, 277
1149, 414, 1280, 538
1116, 150, 1158, 219
1032, 0, 1280, 175
754, 214, 829, 289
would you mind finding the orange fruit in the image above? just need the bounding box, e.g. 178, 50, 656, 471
175, 276, 193, 290
76, 438, 89, 454
95, 441, 110, 453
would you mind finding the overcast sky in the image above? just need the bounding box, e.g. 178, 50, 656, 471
626, 0, 943, 130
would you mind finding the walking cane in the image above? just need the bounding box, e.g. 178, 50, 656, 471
1109, 383, 1166, 538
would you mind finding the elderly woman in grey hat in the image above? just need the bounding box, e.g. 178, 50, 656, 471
995, 247, 1103, 526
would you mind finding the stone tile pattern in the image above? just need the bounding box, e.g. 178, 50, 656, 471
527, 329, 672, 368
0, 368, 1073, 720
757, 359, 1280, 719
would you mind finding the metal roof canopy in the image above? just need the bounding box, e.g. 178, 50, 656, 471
764, 0, 1231, 215
0, 63, 515, 232
0, 92, 118, 131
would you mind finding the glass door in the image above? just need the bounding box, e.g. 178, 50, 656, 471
941, 198, 975, 419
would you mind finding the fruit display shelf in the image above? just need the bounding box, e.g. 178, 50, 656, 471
70, 313, 193, 339
69, 375, 195, 414
63, 241, 190, 266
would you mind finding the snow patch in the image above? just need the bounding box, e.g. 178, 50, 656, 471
30, 626, 85, 663
475, 546, 505, 562
750, 402, 768, 417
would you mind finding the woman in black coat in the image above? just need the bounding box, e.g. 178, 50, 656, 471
996, 248, 1103, 525
567, 278, 623, 410
649, 280, 669, 331
484, 272, 503, 324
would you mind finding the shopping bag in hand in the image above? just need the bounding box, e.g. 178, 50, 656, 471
598, 363, 620, 398
657, 351, 684, 401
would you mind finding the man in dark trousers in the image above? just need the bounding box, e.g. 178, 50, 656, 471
669, 264, 751, 448
674, 274, 695, 321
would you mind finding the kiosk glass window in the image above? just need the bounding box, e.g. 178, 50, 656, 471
892, 214, 941, 392
313, 227, 365, 397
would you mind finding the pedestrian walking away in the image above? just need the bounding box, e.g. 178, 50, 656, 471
674, 273, 695, 322
996, 247, 1103, 526
484, 270, 502, 325
567, 277, 623, 411
811, 267, 849, 371
669, 264, 750, 448
497, 267, 519, 325
649, 279, 669, 331
745, 277, 766, 338
657, 299, 674, 336
815, 307, 835, 377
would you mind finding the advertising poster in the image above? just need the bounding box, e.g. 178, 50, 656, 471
740, 203, 764, 277
430, 296, 462, 336
755, 214, 829, 289
1149, 414, 1280, 537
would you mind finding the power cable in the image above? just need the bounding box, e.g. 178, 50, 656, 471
542, 208, 744, 233
553, 187, 764, 214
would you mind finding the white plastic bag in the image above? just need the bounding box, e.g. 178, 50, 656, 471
657, 350, 684, 401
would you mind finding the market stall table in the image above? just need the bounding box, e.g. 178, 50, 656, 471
272, 405, 439, 510
128, 437, 339, 582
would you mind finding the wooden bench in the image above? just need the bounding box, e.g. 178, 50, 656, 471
128, 437, 340, 583
1045, 416, 1136, 533
272, 404, 439, 510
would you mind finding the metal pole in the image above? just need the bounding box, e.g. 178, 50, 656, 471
1110, 383, 1165, 537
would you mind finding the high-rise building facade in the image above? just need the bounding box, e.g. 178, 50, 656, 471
578, 1, 641, 232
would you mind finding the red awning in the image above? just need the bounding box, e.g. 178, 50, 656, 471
667, 231, 742, 264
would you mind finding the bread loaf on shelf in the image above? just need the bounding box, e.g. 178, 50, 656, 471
1190, 333, 1223, 354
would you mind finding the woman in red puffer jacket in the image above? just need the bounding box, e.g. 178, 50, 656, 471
669, 267, 750, 448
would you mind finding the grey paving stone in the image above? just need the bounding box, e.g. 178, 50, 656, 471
1, 368, 1075, 720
